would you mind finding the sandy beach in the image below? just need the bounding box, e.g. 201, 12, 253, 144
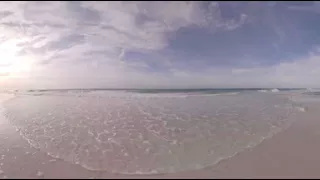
2, 1, 320, 178
1, 93, 320, 179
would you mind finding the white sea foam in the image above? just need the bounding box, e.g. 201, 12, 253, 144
258, 89, 280, 93
14, 90, 241, 99
2, 92, 305, 174
271, 88, 280, 93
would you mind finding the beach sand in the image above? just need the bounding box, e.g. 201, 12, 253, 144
1, 93, 320, 179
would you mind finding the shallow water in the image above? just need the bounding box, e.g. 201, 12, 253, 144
2, 91, 304, 174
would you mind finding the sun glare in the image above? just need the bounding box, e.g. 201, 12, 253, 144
0, 40, 32, 77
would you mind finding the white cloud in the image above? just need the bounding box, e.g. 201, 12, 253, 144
0, 1, 212, 88
1, 2, 319, 89
287, 2, 320, 13
3, 53, 320, 89
0, 2, 207, 63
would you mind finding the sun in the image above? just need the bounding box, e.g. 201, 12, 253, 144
0, 40, 33, 77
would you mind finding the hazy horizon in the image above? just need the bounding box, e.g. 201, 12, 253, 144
1, 2, 320, 89
0, 87, 308, 91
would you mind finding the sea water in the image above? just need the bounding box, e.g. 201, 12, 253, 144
1, 89, 305, 174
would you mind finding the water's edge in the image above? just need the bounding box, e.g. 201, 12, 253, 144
0, 92, 307, 175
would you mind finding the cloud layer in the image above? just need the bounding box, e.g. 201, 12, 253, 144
1, 2, 320, 89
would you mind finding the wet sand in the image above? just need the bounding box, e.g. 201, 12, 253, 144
1, 93, 320, 179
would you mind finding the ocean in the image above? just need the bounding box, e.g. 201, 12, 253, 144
0, 88, 308, 174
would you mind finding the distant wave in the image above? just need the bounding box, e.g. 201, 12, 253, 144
271, 88, 280, 92
9, 89, 246, 99
258, 89, 268, 93
258, 89, 280, 93
7, 88, 305, 100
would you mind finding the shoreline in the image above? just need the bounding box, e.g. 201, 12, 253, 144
1, 93, 320, 178
0, 94, 100, 179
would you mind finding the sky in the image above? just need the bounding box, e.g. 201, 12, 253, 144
1, 1, 320, 89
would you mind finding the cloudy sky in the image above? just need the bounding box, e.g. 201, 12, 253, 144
1, 1, 320, 89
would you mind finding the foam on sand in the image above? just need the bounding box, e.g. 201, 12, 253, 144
2, 92, 305, 175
